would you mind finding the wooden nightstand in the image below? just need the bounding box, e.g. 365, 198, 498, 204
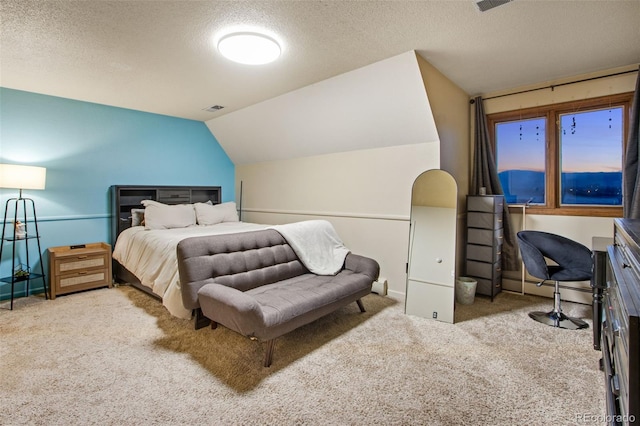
48, 242, 113, 299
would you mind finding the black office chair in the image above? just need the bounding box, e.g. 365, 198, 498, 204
517, 230, 592, 330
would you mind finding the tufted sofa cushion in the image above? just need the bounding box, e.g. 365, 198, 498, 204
178, 229, 309, 310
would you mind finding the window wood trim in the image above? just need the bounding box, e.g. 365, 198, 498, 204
487, 92, 633, 217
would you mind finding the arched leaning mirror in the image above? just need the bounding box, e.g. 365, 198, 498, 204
405, 169, 458, 323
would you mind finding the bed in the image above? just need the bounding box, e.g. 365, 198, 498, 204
110, 185, 268, 319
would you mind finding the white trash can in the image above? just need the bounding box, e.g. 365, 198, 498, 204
456, 277, 477, 305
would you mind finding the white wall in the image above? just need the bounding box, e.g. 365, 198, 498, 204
237, 142, 439, 300
213, 50, 470, 302
415, 53, 471, 280
480, 64, 638, 303
208, 51, 439, 165
209, 51, 463, 301
416, 54, 470, 198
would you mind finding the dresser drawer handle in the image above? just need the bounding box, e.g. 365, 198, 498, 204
76, 255, 88, 259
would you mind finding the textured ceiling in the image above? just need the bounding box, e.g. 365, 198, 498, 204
1, 0, 639, 122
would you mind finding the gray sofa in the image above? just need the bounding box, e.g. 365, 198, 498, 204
176, 228, 380, 367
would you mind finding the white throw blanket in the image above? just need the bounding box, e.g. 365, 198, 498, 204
270, 220, 350, 275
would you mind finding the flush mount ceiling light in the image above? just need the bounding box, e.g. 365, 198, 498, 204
217, 32, 281, 65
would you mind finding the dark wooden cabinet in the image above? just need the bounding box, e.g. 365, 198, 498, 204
465, 195, 503, 301
110, 185, 221, 246
603, 219, 640, 425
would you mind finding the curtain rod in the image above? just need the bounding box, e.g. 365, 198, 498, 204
469, 68, 639, 104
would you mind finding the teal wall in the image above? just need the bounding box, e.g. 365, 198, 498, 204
0, 88, 235, 300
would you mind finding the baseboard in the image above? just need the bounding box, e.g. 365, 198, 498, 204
387, 288, 405, 302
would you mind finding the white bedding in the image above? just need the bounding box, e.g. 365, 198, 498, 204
112, 222, 268, 319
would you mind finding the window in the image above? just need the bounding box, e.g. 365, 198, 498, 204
488, 93, 632, 216
496, 117, 546, 204
559, 108, 623, 206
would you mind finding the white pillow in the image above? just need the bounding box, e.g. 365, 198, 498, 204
194, 201, 239, 225
141, 200, 196, 230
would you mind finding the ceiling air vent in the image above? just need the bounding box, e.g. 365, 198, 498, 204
476, 0, 512, 12
203, 105, 225, 112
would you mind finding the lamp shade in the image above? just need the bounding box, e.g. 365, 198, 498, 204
0, 164, 47, 190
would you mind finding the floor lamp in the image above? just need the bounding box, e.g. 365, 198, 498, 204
0, 164, 48, 309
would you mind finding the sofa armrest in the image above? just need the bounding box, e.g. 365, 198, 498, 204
197, 283, 265, 337
344, 253, 380, 282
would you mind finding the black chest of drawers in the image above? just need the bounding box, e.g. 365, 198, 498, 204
465, 195, 504, 301
603, 218, 640, 425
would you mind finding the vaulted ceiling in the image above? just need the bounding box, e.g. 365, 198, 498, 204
1, 1, 639, 122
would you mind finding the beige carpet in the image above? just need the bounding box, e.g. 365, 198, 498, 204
1, 286, 605, 425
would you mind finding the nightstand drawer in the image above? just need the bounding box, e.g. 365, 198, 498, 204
57, 270, 107, 289
57, 253, 108, 273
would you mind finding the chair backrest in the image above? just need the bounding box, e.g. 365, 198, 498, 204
516, 230, 592, 281
517, 232, 551, 280
177, 229, 308, 310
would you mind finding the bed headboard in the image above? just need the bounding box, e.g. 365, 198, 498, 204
110, 185, 222, 246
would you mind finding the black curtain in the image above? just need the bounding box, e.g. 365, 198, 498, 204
624, 67, 640, 219
471, 95, 519, 270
